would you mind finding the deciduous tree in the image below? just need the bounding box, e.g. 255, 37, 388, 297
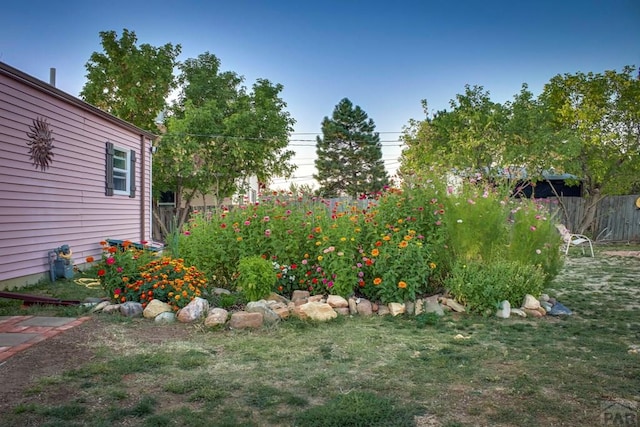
80, 29, 181, 132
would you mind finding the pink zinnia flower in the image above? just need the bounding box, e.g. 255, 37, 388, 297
106, 257, 115, 265
264, 229, 272, 237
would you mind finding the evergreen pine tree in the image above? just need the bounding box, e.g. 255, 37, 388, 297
314, 98, 389, 197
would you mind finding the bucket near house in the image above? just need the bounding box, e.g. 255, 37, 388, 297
48, 244, 74, 282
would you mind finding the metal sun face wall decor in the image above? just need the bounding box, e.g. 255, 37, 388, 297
26, 116, 55, 171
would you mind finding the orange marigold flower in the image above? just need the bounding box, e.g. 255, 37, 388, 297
374, 241, 382, 247
371, 249, 380, 257
108, 247, 117, 253
398, 281, 407, 289
85, 256, 95, 263
373, 277, 382, 285
99, 240, 107, 246
382, 235, 391, 241
398, 241, 408, 248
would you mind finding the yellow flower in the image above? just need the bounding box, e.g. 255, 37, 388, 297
397, 218, 404, 224
340, 237, 347, 242
429, 262, 437, 269
316, 241, 322, 246
373, 277, 382, 285
382, 235, 391, 241
237, 237, 243, 242
398, 281, 407, 289
403, 235, 412, 241
317, 255, 324, 261
408, 229, 416, 235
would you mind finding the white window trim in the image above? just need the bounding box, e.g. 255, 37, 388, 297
113, 146, 131, 196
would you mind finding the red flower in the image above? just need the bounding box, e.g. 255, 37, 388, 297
97, 269, 106, 276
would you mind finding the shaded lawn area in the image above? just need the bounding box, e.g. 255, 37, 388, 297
0, 249, 638, 426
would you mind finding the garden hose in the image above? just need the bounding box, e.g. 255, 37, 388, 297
74, 277, 102, 289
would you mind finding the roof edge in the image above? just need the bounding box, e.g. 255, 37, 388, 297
0, 61, 157, 141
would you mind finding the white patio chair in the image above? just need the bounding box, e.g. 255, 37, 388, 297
555, 224, 594, 257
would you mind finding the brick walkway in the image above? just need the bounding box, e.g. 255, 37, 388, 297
0, 316, 92, 363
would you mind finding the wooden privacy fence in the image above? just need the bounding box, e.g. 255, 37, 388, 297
154, 195, 640, 244
546, 195, 640, 242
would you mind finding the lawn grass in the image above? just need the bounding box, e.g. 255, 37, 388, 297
1, 246, 639, 426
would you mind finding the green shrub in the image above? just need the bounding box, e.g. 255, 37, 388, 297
445, 259, 545, 313
236, 256, 277, 302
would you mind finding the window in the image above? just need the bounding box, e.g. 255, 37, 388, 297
106, 142, 136, 197
158, 191, 176, 207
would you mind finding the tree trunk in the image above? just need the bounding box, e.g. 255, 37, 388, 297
578, 188, 604, 235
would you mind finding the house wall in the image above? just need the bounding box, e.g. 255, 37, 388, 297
0, 62, 154, 289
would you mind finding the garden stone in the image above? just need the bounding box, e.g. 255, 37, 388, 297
308, 295, 324, 303
204, 308, 228, 327
102, 304, 121, 314
272, 303, 290, 319
212, 287, 231, 296
356, 298, 373, 316
155, 312, 176, 324
266, 292, 290, 304
548, 297, 557, 306
539, 294, 550, 302
540, 301, 553, 312
299, 301, 337, 321
377, 305, 390, 316
90, 300, 110, 313
120, 302, 143, 317
229, 311, 263, 329
510, 308, 527, 317
327, 295, 348, 308
372, 302, 379, 312
143, 299, 172, 319
442, 298, 466, 313
424, 299, 444, 316
405, 301, 415, 316
496, 300, 511, 319
83, 297, 106, 304
246, 300, 280, 323
177, 297, 209, 323
291, 290, 310, 303
388, 302, 405, 316
334, 307, 350, 316
522, 294, 540, 310
414, 299, 425, 316
348, 297, 358, 315
523, 308, 543, 318
548, 302, 573, 316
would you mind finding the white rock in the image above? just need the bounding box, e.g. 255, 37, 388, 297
143, 299, 173, 319
495, 300, 511, 319
510, 308, 527, 317
177, 297, 209, 323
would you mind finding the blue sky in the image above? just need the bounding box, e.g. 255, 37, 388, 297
1, 0, 638, 188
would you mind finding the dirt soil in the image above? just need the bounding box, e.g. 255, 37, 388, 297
0, 316, 189, 415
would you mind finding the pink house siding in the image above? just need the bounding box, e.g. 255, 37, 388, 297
0, 62, 155, 288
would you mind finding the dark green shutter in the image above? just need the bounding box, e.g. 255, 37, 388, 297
105, 142, 114, 196
129, 150, 136, 198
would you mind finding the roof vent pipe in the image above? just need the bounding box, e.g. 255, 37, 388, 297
49, 68, 56, 87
